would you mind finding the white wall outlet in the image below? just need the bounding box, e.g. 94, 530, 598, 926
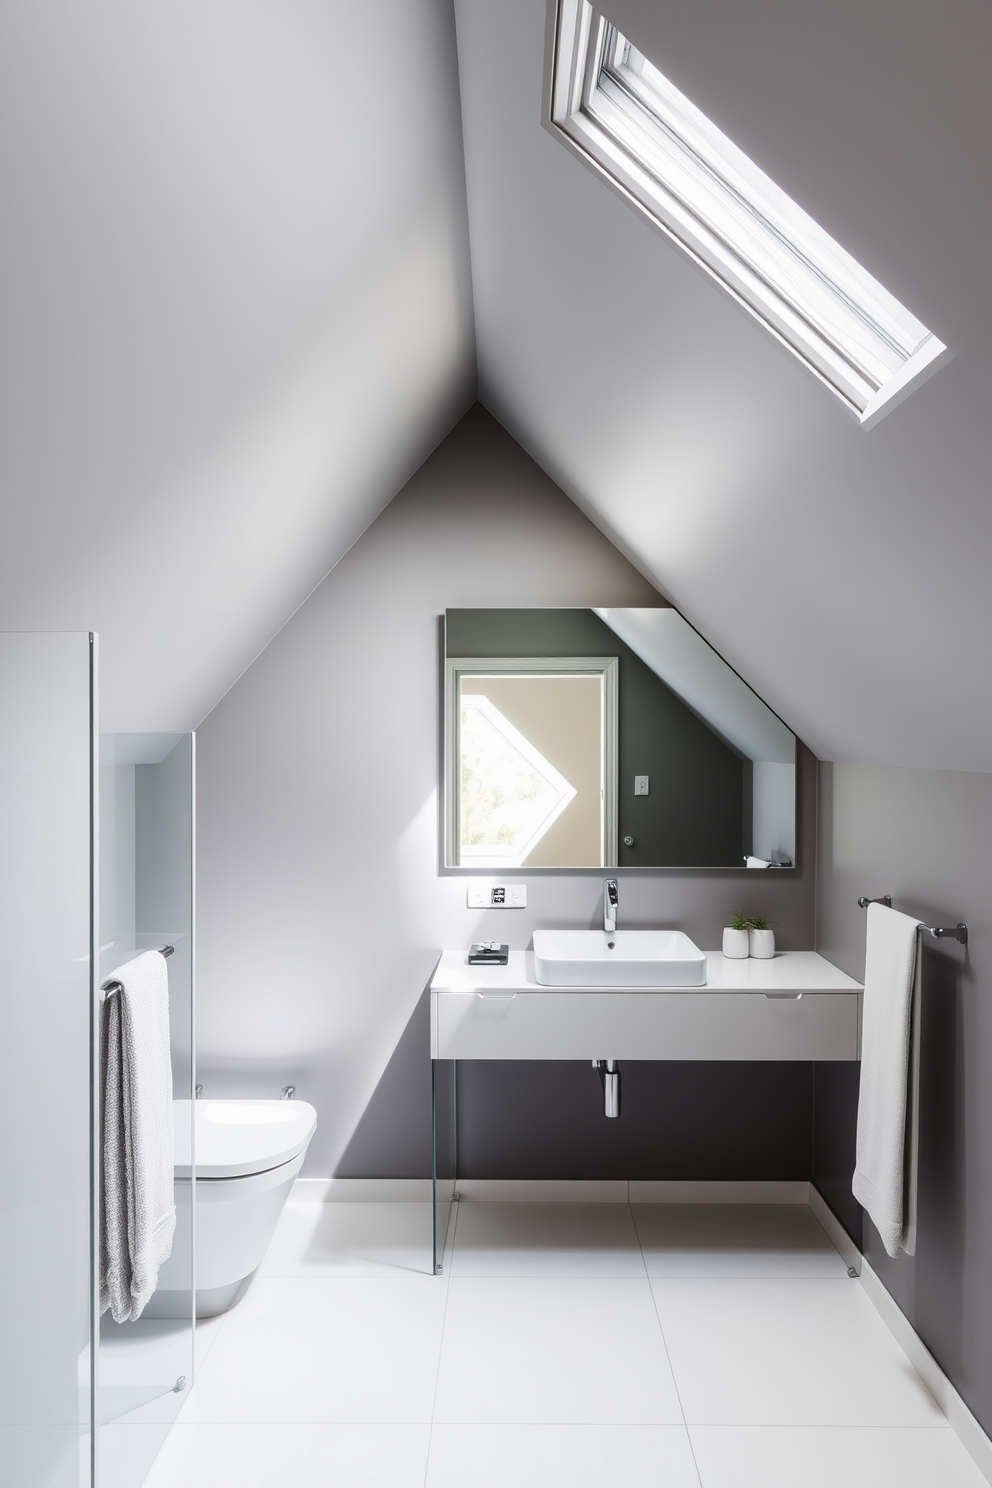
634, 775, 650, 795
467, 883, 527, 908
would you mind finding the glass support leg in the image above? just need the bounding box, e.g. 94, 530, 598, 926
431, 1059, 439, 1275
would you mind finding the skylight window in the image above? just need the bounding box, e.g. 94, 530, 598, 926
547, 2, 949, 427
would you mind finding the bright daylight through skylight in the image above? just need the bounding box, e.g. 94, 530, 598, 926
547, 2, 949, 427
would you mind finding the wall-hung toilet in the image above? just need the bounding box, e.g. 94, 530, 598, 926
146, 1098, 317, 1319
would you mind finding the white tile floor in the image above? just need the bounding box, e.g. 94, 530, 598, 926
139, 1199, 988, 1488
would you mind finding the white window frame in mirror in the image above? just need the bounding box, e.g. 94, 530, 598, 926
444, 656, 619, 869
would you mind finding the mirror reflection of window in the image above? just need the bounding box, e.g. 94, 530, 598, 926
460, 676, 599, 867
446, 659, 618, 869
460, 693, 577, 864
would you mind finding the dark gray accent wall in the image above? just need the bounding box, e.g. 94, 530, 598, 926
447, 607, 746, 866
816, 760, 992, 1438
453, 1061, 813, 1180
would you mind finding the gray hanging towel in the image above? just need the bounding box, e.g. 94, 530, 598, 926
100, 949, 176, 1322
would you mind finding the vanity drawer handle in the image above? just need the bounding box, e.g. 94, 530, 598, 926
764, 992, 803, 1000
477, 991, 517, 1001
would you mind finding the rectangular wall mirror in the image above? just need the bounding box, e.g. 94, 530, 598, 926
444, 608, 796, 871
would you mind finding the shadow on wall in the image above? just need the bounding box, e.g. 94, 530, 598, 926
334, 989, 434, 1179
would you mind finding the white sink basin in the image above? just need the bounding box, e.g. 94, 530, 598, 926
532, 929, 707, 988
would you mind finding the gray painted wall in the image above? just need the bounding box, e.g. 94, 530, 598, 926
0, 0, 475, 733
196, 407, 817, 1179
816, 760, 992, 1437
136, 737, 195, 1093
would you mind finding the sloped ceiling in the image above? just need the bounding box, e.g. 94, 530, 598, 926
454, 0, 992, 769
0, 0, 475, 732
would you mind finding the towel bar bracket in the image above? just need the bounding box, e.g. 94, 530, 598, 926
857, 898, 968, 946
921, 923, 968, 945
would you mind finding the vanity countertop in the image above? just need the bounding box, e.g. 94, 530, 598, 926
430, 948, 862, 997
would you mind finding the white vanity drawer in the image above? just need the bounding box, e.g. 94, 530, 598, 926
432, 990, 860, 1062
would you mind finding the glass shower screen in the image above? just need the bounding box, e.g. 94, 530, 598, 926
0, 631, 96, 1488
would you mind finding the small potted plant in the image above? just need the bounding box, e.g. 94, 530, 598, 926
723, 910, 751, 959
748, 912, 777, 959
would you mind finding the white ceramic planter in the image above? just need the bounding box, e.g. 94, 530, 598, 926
749, 927, 776, 959
722, 927, 750, 959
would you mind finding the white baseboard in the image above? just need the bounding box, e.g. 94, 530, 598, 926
631, 1179, 809, 1205
808, 1184, 861, 1274
292, 1178, 432, 1202
293, 1177, 810, 1205
860, 1259, 992, 1485
453, 1179, 630, 1203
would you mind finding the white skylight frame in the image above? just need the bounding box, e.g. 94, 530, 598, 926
546, 1, 949, 428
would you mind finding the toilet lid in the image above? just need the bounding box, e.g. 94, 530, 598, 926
173, 1099, 317, 1178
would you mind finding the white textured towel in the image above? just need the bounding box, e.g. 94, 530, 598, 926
100, 950, 176, 1323
852, 904, 921, 1258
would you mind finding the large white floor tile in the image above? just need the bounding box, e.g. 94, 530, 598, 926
426, 1423, 701, 1487
652, 1278, 944, 1426
99, 1424, 173, 1488
258, 1202, 436, 1278
632, 1203, 848, 1279
690, 1425, 988, 1487
179, 1275, 447, 1423
434, 1277, 683, 1424
142, 1423, 431, 1487
99, 1317, 194, 1425
450, 1201, 646, 1277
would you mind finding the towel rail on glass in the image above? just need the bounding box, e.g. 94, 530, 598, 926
100, 945, 175, 1000
857, 897, 968, 945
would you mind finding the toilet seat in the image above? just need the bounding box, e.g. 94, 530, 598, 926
173, 1099, 317, 1179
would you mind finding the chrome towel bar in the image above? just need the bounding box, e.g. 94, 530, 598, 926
857, 898, 967, 945
100, 945, 174, 1000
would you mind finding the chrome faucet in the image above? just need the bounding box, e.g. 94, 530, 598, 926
604, 878, 618, 933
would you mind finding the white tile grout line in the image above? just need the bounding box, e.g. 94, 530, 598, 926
631, 1198, 704, 1488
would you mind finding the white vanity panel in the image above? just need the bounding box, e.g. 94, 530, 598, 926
430, 950, 862, 1062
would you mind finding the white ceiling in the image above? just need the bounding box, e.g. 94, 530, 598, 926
454, 0, 992, 769
0, 0, 475, 731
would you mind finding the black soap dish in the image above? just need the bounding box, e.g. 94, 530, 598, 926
468, 942, 509, 965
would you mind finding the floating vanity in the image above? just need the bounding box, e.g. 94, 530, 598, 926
427, 945, 863, 1271
431, 948, 863, 1063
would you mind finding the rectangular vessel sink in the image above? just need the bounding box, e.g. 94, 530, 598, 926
532, 929, 706, 987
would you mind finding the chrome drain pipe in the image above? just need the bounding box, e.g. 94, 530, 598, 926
592, 1059, 620, 1118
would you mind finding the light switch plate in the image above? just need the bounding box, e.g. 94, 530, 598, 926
467, 883, 527, 908
634, 775, 650, 795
